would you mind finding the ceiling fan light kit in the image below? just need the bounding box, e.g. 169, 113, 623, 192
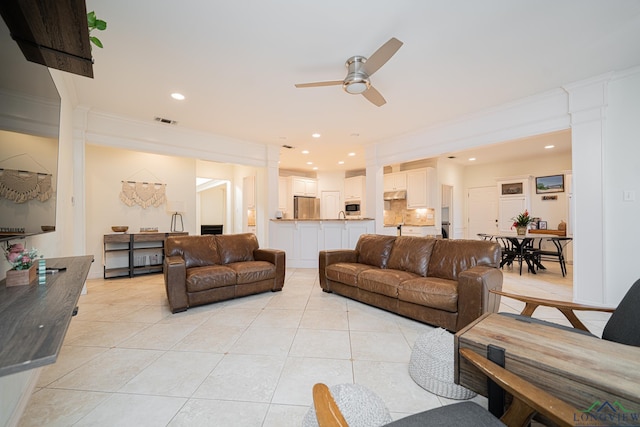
295, 37, 403, 106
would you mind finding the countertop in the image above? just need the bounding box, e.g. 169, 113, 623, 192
271, 218, 374, 222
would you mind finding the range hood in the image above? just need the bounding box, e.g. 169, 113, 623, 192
383, 190, 407, 200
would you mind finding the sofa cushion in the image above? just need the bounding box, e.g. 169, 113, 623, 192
166, 235, 220, 268
355, 234, 396, 268
387, 236, 436, 277
226, 261, 276, 284
427, 240, 500, 281
326, 263, 375, 287
216, 233, 259, 264
186, 265, 237, 292
358, 269, 419, 298
398, 277, 458, 312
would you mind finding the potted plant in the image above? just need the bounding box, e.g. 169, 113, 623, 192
511, 210, 533, 236
87, 11, 107, 49
4, 243, 41, 286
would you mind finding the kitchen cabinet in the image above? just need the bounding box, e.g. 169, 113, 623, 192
407, 167, 436, 209
384, 172, 407, 191
401, 226, 437, 237
243, 175, 256, 208
278, 176, 288, 212
292, 177, 317, 197
344, 175, 365, 201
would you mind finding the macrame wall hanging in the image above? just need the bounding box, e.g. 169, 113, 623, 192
120, 180, 166, 208
0, 168, 54, 203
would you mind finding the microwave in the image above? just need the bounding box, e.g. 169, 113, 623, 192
345, 202, 360, 214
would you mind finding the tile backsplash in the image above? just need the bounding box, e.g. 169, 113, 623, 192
383, 200, 435, 226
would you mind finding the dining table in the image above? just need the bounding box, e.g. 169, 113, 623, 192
485, 232, 560, 275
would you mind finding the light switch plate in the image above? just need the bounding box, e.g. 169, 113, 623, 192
623, 190, 636, 201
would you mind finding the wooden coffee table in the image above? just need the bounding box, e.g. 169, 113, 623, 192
454, 313, 640, 414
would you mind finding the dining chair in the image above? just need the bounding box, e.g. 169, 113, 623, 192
310, 348, 577, 427
530, 237, 572, 277
491, 277, 640, 347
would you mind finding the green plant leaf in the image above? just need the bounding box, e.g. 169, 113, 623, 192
96, 19, 107, 31
87, 11, 96, 27
90, 36, 103, 48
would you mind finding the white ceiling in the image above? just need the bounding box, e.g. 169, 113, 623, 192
73, 1, 640, 171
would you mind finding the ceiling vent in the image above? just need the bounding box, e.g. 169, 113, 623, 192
154, 116, 177, 125
282, 144, 294, 149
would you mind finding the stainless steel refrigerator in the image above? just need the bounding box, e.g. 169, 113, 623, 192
294, 196, 320, 219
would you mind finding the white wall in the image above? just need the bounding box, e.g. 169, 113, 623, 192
437, 159, 466, 239
463, 151, 572, 234
84, 144, 196, 279
200, 187, 225, 225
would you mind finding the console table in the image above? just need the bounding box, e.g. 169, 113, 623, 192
454, 313, 640, 414
0, 256, 93, 377
103, 232, 187, 279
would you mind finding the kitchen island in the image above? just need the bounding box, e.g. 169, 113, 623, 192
269, 219, 375, 268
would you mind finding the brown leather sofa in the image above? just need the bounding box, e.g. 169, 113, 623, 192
319, 234, 502, 332
164, 233, 285, 313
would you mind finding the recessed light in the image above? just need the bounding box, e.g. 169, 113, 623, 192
468, 157, 476, 161
301, 150, 309, 154
171, 93, 185, 100
312, 167, 318, 170
306, 161, 313, 165
312, 133, 321, 138
348, 152, 356, 157
338, 161, 345, 165
545, 145, 555, 149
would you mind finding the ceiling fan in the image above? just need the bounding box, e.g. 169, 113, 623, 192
295, 37, 403, 107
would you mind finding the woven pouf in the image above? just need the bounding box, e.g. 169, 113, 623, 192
302, 383, 392, 427
409, 328, 477, 400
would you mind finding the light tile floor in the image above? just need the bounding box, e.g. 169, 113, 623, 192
18, 261, 610, 426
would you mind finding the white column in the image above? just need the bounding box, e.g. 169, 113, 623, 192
564, 74, 611, 305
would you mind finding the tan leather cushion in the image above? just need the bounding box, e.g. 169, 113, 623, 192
326, 263, 374, 287
355, 234, 396, 268
428, 240, 501, 280
387, 236, 436, 277
166, 235, 219, 268
226, 261, 276, 284
186, 265, 236, 292
216, 233, 259, 264
398, 277, 458, 312
358, 269, 418, 298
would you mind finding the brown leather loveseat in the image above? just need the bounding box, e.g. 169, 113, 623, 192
164, 233, 285, 313
319, 234, 502, 332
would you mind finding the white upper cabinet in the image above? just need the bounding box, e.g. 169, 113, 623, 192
243, 175, 255, 209
291, 177, 317, 197
383, 172, 407, 191
406, 167, 436, 209
344, 175, 365, 201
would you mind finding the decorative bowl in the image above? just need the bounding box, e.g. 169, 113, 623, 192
111, 226, 129, 233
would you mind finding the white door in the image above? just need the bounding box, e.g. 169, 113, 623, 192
468, 186, 498, 238
321, 191, 341, 219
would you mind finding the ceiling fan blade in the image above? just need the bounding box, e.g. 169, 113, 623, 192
295, 80, 343, 88
362, 86, 386, 107
363, 37, 403, 76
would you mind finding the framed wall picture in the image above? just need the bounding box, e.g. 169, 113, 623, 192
501, 182, 523, 195
536, 174, 564, 194
538, 221, 548, 230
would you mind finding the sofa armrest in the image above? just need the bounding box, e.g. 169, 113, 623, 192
455, 266, 503, 331
318, 250, 357, 289
164, 255, 188, 313
254, 249, 286, 291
